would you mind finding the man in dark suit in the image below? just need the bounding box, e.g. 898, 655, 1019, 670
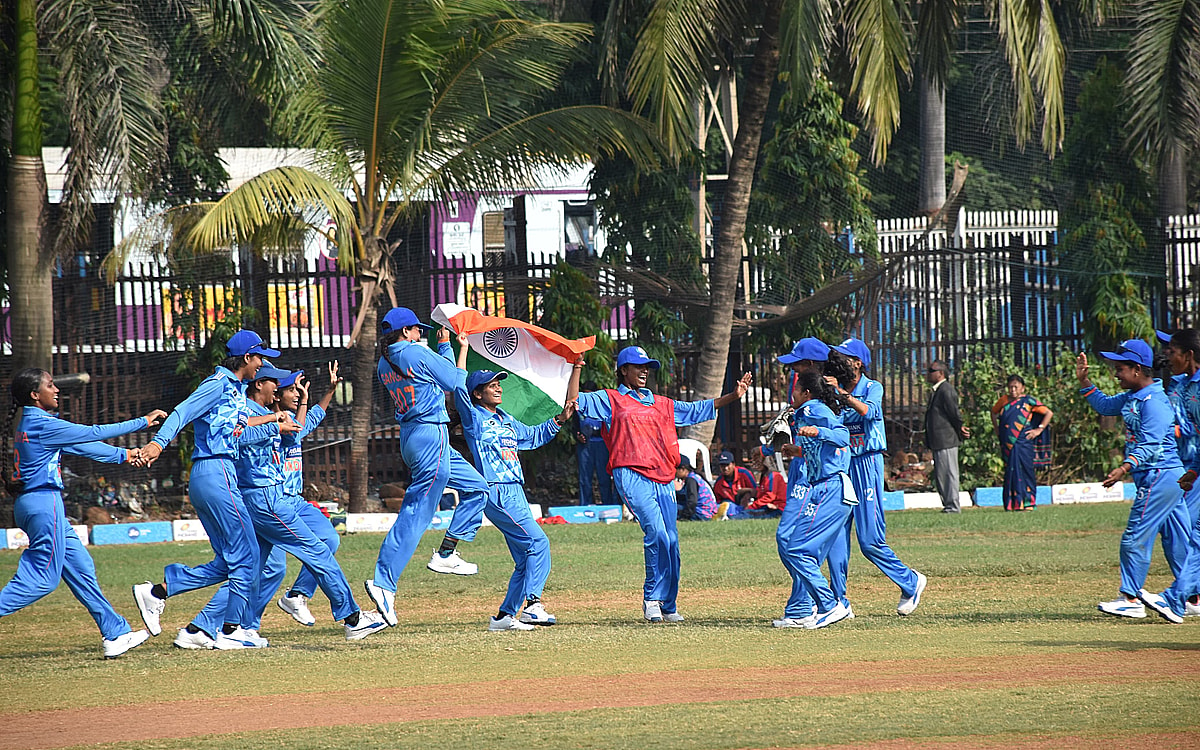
925, 361, 970, 512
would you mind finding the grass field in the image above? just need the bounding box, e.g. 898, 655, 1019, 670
1, 503, 1198, 749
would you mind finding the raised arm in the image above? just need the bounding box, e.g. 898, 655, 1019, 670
419, 344, 468, 392
713, 372, 753, 409
436, 327, 453, 362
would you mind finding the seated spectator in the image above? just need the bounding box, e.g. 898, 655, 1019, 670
745, 450, 787, 518
714, 451, 757, 507
675, 456, 718, 521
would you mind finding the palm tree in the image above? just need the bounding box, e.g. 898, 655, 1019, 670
109, 0, 660, 510
3, 0, 308, 371
604, 0, 1078, 445
1125, 0, 1200, 218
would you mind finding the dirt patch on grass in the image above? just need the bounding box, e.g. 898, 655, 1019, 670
6, 650, 1197, 749
776, 730, 1200, 749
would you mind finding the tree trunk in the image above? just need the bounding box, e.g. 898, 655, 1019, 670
1158, 138, 1188, 219
918, 71, 946, 216
682, 0, 781, 446
349, 294, 378, 513
8, 0, 52, 372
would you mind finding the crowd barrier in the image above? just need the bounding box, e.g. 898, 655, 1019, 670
0, 482, 1143, 549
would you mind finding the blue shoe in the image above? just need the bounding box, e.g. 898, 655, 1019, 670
1138, 589, 1183, 624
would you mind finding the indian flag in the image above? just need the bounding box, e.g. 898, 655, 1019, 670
431, 303, 595, 424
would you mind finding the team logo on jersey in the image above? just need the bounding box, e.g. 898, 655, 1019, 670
483, 328, 519, 359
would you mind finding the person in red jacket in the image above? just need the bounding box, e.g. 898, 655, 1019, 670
714, 451, 757, 507
746, 450, 787, 518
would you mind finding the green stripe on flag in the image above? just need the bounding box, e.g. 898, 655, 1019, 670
462, 348, 562, 426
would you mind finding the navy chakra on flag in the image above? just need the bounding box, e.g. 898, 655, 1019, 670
483, 328, 519, 359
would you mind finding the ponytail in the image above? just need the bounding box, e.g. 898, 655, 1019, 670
794, 370, 850, 414
825, 350, 856, 391
4, 368, 48, 496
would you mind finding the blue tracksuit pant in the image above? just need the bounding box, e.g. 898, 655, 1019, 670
164, 458, 258, 626
194, 486, 357, 635
373, 423, 489, 592
486, 483, 551, 617
286, 498, 340, 599
1160, 483, 1200, 579
445, 467, 487, 543
827, 453, 919, 603
776, 481, 813, 618
0, 490, 132, 640
577, 440, 614, 506
613, 467, 680, 612
1117, 467, 1191, 598
779, 476, 854, 616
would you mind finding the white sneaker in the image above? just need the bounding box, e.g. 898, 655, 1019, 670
772, 616, 814, 628
427, 550, 478, 575
1097, 597, 1146, 619
898, 572, 928, 616
518, 602, 557, 625
364, 579, 397, 627
489, 615, 536, 631
1138, 589, 1184, 624
346, 610, 388, 641
1185, 600, 1200, 617
663, 611, 685, 623
132, 582, 165, 636
278, 594, 316, 626
806, 602, 852, 630
214, 627, 265, 650
173, 627, 215, 650
844, 603, 855, 620
643, 600, 663, 623
103, 629, 150, 658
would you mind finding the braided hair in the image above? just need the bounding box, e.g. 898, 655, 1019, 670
4, 368, 49, 496
794, 370, 850, 414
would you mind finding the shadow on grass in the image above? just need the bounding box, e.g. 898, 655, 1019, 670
1020, 639, 1200, 651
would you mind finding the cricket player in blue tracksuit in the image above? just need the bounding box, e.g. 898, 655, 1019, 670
0, 368, 162, 658
1076, 340, 1195, 622
1153, 330, 1200, 619
454, 355, 581, 630
274, 365, 344, 626
826, 338, 926, 616
765, 407, 811, 627
132, 330, 283, 643
575, 346, 752, 623
773, 369, 858, 630
182, 364, 386, 648
365, 307, 491, 626
575, 384, 614, 506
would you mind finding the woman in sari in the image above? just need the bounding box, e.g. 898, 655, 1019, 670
991, 375, 1053, 511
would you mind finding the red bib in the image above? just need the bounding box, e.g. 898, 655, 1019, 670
602, 389, 678, 483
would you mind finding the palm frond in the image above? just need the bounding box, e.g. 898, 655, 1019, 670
184, 0, 315, 97
40, 0, 168, 254
1030, 0, 1065, 152
1126, 0, 1200, 155
396, 105, 663, 235
623, 0, 742, 156
779, 0, 833, 98
915, 0, 959, 89
988, 0, 1067, 152
186, 166, 359, 270
842, 0, 911, 164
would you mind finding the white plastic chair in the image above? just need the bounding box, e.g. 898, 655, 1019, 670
677, 438, 714, 484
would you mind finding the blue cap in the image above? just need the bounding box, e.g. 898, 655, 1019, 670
466, 369, 507, 394
1100, 339, 1154, 368
832, 337, 872, 368
226, 330, 281, 358
251, 360, 291, 382
1156, 330, 1174, 344
279, 369, 303, 388
717, 450, 734, 465
381, 307, 433, 334
778, 337, 829, 364
616, 345, 661, 370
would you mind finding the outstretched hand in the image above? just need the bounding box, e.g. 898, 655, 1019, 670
137, 442, 163, 468
295, 375, 310, 403
558, 400, 577, 425
735, 372, 753, 398
328, 360, 342, 385
143, 410, 168, 427
1075, 352, 1090, 385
